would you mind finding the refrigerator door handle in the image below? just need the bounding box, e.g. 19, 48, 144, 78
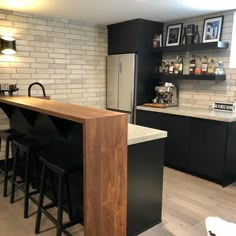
119, 62, 122, 74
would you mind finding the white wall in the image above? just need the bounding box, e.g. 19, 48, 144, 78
163, 10, 235, 108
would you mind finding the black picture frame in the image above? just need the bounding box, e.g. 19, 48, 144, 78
165, 23, 182, 46
202, 16, 224, 43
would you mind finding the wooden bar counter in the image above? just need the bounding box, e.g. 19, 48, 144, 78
0, 96, 127, 236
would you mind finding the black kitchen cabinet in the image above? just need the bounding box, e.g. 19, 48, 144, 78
189, 118, 227, 181
108, 19, 163, 55
136, 110, 189, 170
136, 109, 236, 186
136, 110, 161, 129
127, 139, 164, 236
161, 113, 190, 170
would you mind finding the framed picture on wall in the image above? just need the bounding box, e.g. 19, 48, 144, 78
202, 16, 224, 43
165, 23, 182, 46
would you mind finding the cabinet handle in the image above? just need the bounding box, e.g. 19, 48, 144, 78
119, 63, 122, 74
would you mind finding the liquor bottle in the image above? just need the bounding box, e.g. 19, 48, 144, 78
183, 52, 190, 75
189, 55, 196, 75
186, 24, 195, 44
159, 61, 165, 73
182, 27, 187, 45
169, 61, 175, 74
164, 61, 170, 73
215, 61, 225, 75
193, 25, 200, 44
195, 56, 202, 75
178, 56, 183, 75
201, 56, 208, 74
207, 59, 216, 74
174, 56, 179, 74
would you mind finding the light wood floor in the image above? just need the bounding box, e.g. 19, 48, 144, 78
1, 167, 236, 236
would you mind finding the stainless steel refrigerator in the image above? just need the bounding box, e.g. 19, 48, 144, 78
106, 53, 137, 123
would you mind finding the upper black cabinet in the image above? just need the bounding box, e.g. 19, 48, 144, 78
153, 41, 229, 53
107, 19, 163, 55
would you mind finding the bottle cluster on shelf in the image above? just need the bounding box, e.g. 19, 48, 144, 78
159, 55, 225, 75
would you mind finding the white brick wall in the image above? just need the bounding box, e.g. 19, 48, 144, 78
163, 10, 235, 108
0, 9, 107, 107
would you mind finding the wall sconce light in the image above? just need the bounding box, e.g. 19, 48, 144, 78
0, 36, 16, 55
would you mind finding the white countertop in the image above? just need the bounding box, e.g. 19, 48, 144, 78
128, 124, 167, 145
137, 105, 236, 122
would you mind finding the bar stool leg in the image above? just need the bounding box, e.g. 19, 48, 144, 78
56, 175, 64, 236
35, 164, 46, 234
3, 139, 10, 197
24, 152, 30, 218
65, 176, 73, 218
10, 144, 18, 203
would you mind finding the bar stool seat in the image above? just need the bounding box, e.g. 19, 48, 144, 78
10, 137, 47, 218
0, 128, 24, 197
35, 152, 83, 236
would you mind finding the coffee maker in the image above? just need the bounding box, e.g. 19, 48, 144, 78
153, 82, 178, 106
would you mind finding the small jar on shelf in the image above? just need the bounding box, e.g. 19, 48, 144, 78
215, 61, 225, 75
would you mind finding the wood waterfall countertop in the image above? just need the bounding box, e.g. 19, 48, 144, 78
0, 96, 125, 123
0, 96, 128, 236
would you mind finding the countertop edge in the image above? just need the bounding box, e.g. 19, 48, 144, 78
128, 124, 167, 145
136, 105, 236, 122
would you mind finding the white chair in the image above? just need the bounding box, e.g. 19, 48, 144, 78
205, 216, 236, 236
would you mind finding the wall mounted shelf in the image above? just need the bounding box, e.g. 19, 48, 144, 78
154, 73, 226, 81
153, 41, 229, 53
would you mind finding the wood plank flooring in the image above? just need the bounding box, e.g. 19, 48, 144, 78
1, 167, 236, 236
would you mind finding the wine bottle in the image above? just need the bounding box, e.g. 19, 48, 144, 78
201, 56, 208, 75
189, 55, 196, 75
182, 27, 187, 45
195, 56, 202, 75
194, 25, 200, 44
178, 56, 183, 75
169, 61, 175, 74
174, 56, 179, 74
207, 59, 216, 74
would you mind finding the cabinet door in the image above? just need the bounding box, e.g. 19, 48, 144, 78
189, 118, 227, 181
161, 114, 190, 170
108, 21, 139, 54
136, 110, 190, 170
136, 110, 162, 129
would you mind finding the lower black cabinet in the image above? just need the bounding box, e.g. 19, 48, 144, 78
161, 114, 189, 170
188, 118, 227, 181
136, 109, 236, 186
136, 110, 161, 129
136, 110, 189, 170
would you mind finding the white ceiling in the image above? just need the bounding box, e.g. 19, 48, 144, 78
0, 0, 236, 25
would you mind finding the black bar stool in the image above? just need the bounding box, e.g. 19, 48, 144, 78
0, 129, 24, 197
10, 137, 47, 218
35, 152, 83, 236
